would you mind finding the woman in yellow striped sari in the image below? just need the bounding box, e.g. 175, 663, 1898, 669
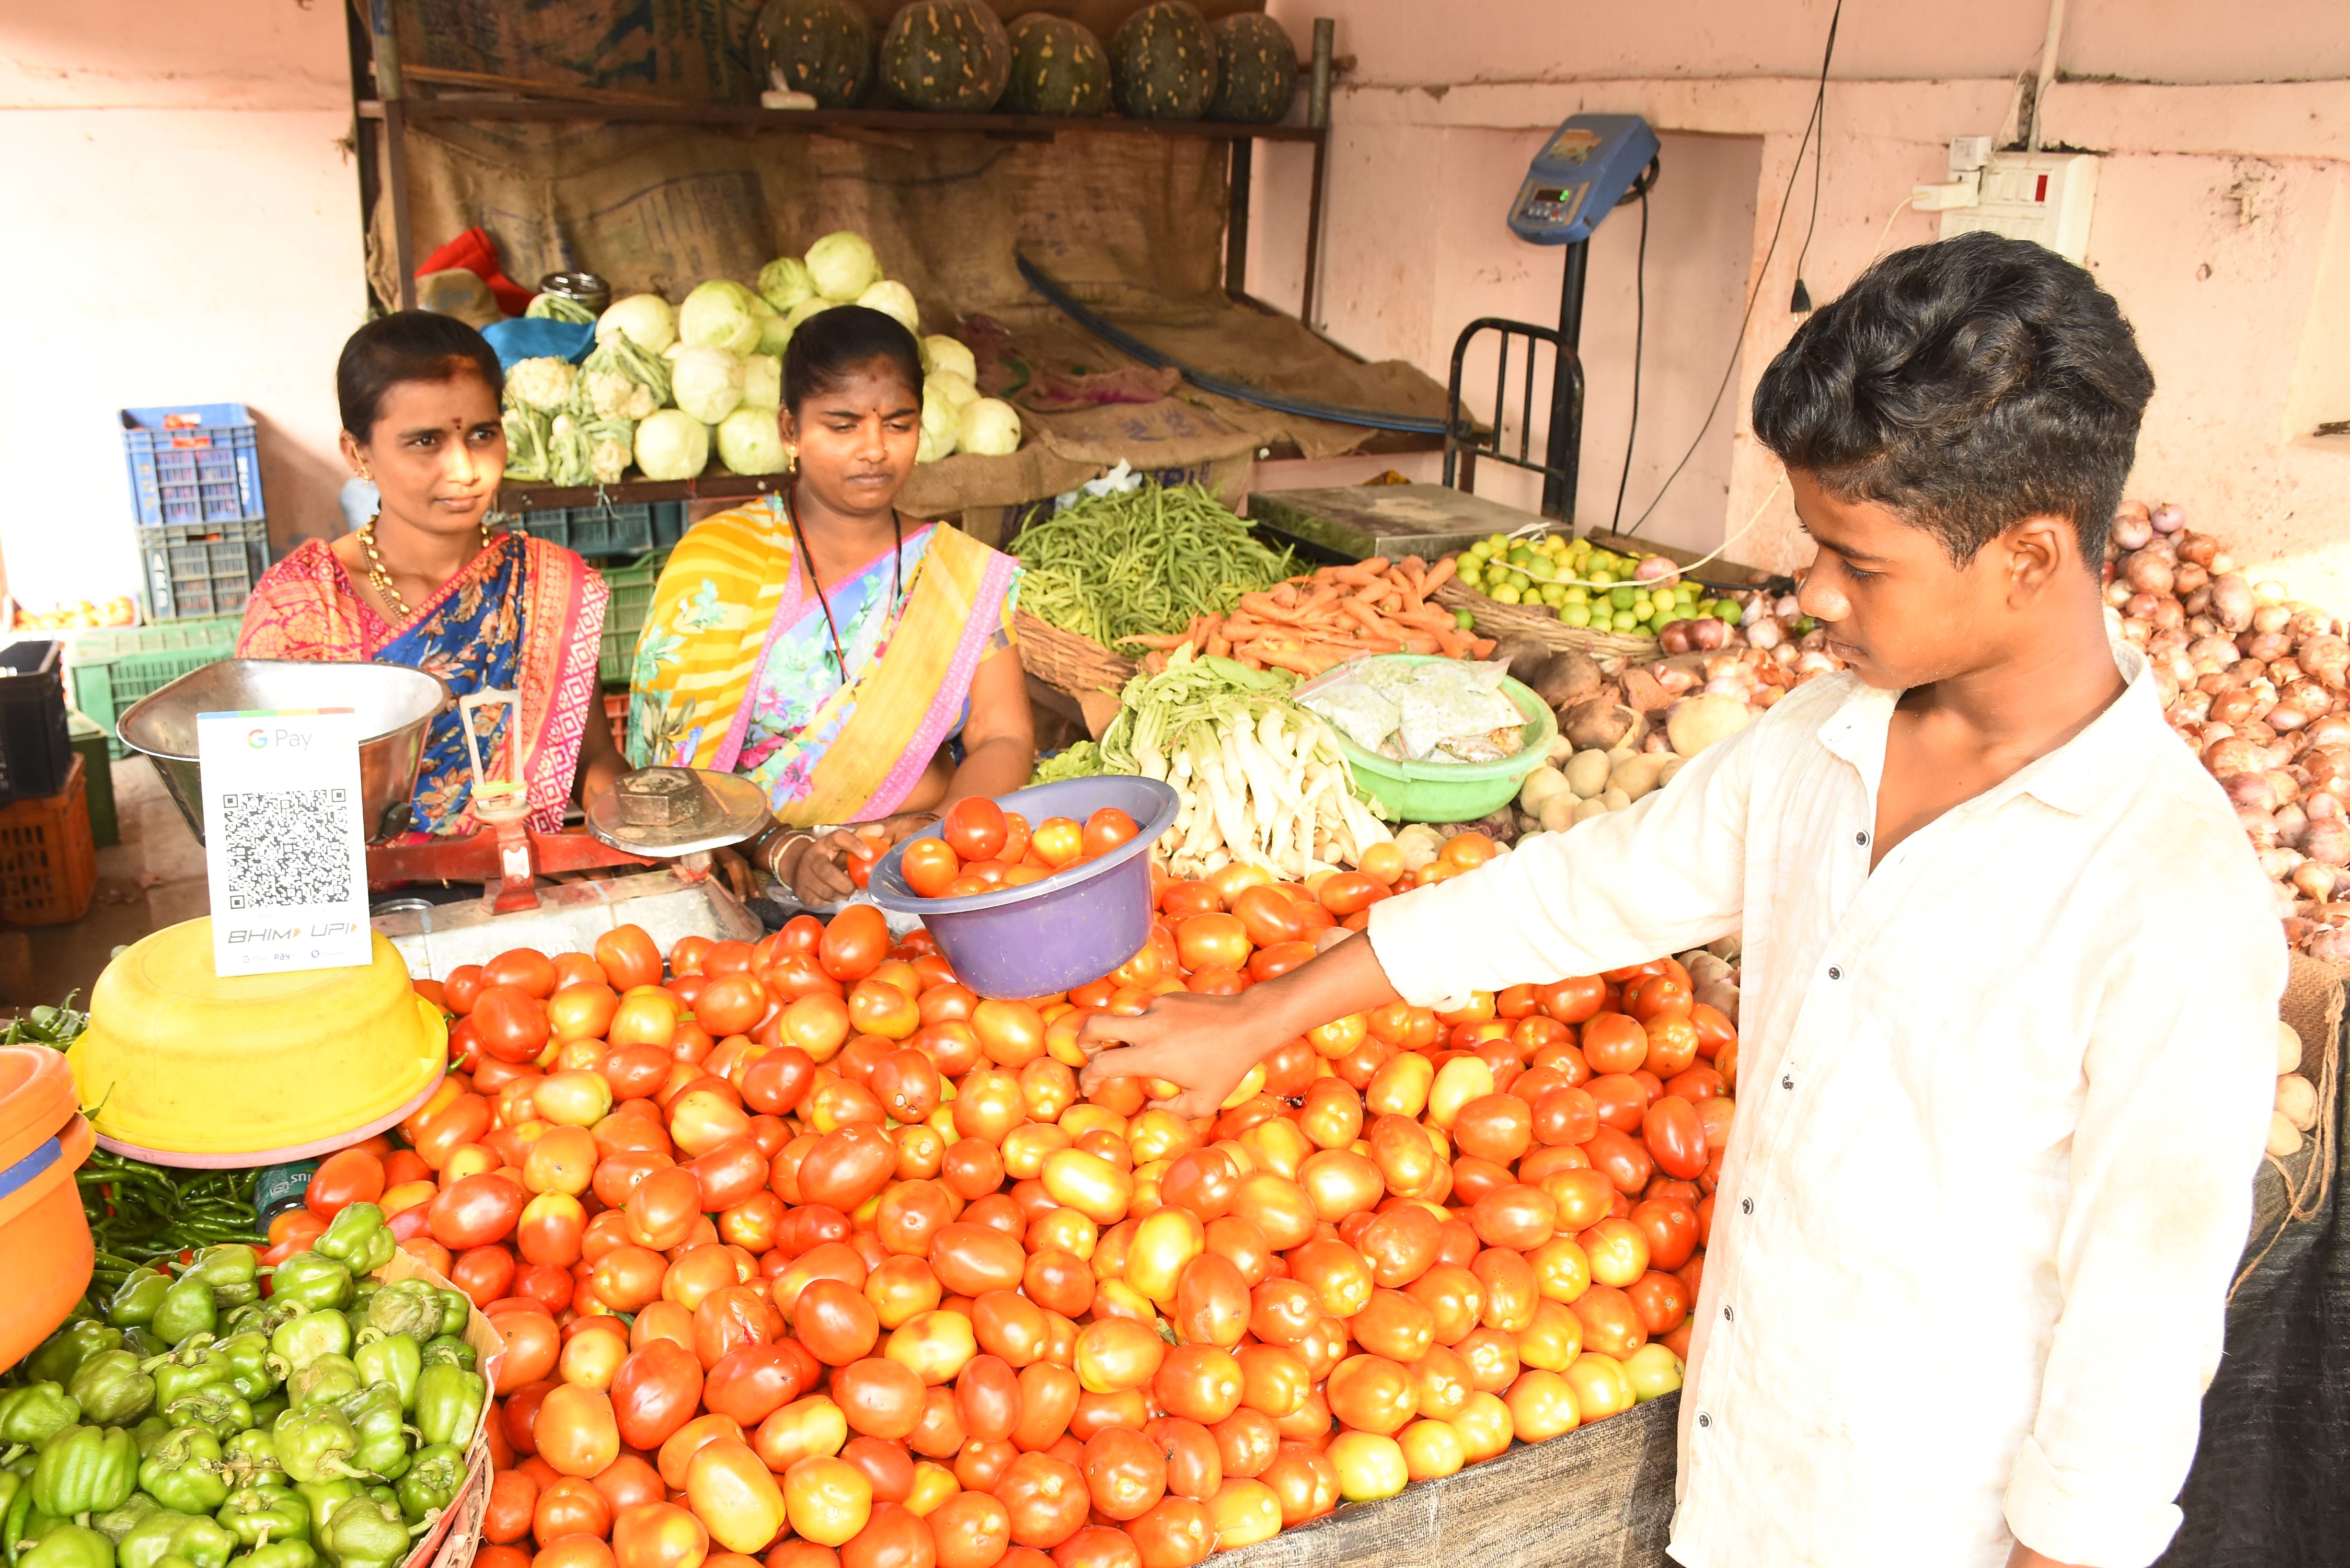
627, 306, 1032, 903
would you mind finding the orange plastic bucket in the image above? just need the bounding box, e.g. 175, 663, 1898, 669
0, 1046, 95, 1371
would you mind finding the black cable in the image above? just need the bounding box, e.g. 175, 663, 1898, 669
1623, 0, 1841, 539
1788, 4, 1838, 313
1610, 189, 1649, 532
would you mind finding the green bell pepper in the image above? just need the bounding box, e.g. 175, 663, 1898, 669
88, 1494, 157, 1546
137, 1431, 228, 1516
146, 1347, 231, 1413
312, 1212, 391, 1282
263, 1319, 348, 1385
206, 1341, 273, 1410
0, 1389, 81, 1456
31, 1428, 136, 1523
158, 1392, 251, 1444
123, 1425, 170, 1463
182, 1251, 261, 1309
286, 1486, 355, 1544
114, 1335, 167, 1368
64, 1357, 151, 1429
217, 1435, 280, 1494
214, 1487, 305, 1550
411, 1342, 468, 1376
431, 1296, 467, 1344
281, 1363, 358, 1419
266, 1415, 361, 1489
317, 1500, 410, 1568
387, 1447, 461, 1528
18, 1525, 112, 1568
345, 1342, 414, 1420
350, 1290, 435, 1351
237, 1542, 317, 1568
330, 1392, 405, 1486
156, 1520, 230, 1568
106, 1275, 170, 1333
112, 1515, 193, 1568
262, 1262, 349, 1321
406, 1368, 479, 1453
355, 1493, 393, 1517
26, 1329, 120, 1394
149, 1283, 216, 1350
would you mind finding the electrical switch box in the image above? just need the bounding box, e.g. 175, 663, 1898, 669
1938, 148, 2098, 263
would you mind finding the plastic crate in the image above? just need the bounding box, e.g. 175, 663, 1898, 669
0, 753, 98, 926
596, 549, 672, 685
0, 640, 73, 805
64, 615, 243, 758
121, 403, 264, 527
67, 712, 117, 848
515, 500, 687, 558
140, 517, 270, 620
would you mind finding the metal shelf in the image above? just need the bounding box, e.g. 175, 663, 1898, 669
356, 97, 1322, 143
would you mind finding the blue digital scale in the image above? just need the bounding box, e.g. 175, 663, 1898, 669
1447, 113, 1658, 521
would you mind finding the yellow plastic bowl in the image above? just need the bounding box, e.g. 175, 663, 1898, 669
69, 918, 446, 1162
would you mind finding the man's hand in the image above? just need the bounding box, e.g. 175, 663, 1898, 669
1076, 993, 1284, 1120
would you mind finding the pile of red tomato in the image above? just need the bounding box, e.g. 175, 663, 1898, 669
302, 833, 1733, 1568
893, 800, 1141, 901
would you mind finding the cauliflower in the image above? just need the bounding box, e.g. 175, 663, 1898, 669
573, 336, 669, 422
505, 356, 579, 414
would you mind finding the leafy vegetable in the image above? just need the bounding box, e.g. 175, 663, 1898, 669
922, 333, 978, 382
1030, 742, 1104, 786
958, 397, 1022, 456
574, 333, 671, 422
742, 354, 783, 412
927, 370, 981, 412
917, 380, 960, 464
634, 410, 710, 481
597, 293, 677, 354
671, 345, 747, 424
678, 280, 765, 355
503, 357, 578, 414
525, 294, 597, 324
502, 406, 551, 481
806, 229, 882, 301
856, 279, 920, 335
1013, 480, 1296, 648
716, 407, 790, 475
758, 255, 818, 314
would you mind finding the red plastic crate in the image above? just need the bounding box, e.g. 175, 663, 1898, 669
0, 754, 98, 926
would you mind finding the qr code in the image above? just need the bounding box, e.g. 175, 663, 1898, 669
220, 789, 355, 910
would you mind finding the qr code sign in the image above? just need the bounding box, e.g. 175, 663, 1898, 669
220, 789, 356, 910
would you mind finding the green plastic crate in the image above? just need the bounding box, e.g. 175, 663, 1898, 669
597, 549, 671, 686
67, 710, 117, 847
63, 615, 243, 757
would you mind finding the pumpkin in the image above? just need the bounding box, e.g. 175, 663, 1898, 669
1109, 0, 1217, 121
1003, 13, 1111, 117
1208, 12, 1297, 124
753, 0, 875, 109
880, 0, 1013, 112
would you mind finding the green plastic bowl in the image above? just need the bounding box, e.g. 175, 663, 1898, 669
1313, 654, 1558, 824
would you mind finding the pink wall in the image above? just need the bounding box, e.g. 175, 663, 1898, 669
1250, 1, 2350, 602
0, 0, 364, 612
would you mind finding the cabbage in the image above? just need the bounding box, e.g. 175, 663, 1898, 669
757, 308, 794, 359
596, 293, 676, 354
504, 356, 578, 413
525, 293, 597, 324
805, 230, 881, 302
573, 334, 670, 422
958, 397, 1022, 457
678, 279, 764, 355
921, 334, 977, 382
502, 406, 551, 481
741, 354, 782, 412
635, 410, 709, 481
716, 407, 790, 475
916, 381, 959, 465
856, 280, 919, 336
784, 297, 834, 330
926, 370, 981, 413
671, 345, 746, 424
757, 256, 817, 314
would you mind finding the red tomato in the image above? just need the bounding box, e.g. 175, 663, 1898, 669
473, 986, 552, 1065
594, 926, 663, 990
485, 947, 558, 999
1627, 1197, 1701, 1273
997, 1453, 1089, 1549
611, 1339, 705, 1451
821, 906, 891, 983
1228, 886, 1303, 949
431, 1173, 527, 1249
1582, 1126, 1655, 1196
306, 1148, 386, 1220
943, 798, 1009, 862
1642, 1095, 1710, 1180
1081, 808, 1140, 858
902, 838, 964, 900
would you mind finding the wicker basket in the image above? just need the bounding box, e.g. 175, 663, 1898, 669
1015, 613, 1137, 698
1435, 581, 1660, 661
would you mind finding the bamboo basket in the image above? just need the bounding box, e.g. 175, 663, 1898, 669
1434, 581, 1660, 661
1015, 612, 1137, 698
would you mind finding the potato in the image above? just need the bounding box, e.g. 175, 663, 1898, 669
2268, 1111, 2305, 1159
1546, 733, 1578, 766
1571, 796, 1613, 825
1599, 786, 1631, 812
1564, 749, 1612, 799
1609, 753, 1669, 801
2277, 1020, 2304, 1076
1538, 793, 1579, 834
1667, 694, 1754, 758
1519, 766, 1570, 814
1657, 755, 1687, 788
1562, 698, 1640, 752
2276, 1072, 2319, 1132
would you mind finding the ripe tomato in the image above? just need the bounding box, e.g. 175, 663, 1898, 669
473, 985, 552, 1064
611, 1339, 704, 1451
942, 797, 1008, 861
1642, 1095, 1710, 1180
1126, 1495, 1213, 1568
1081, 807, 1140, 857
1324, 1354, 1415, 1436
902, 837, 964, 900
305, 1148, 386, 1220
430, 1172, 526, 1250
485, 947, 558, 998
1568, 1284, 1648, 1359
997, 1453, 1089, 1548
821, 905, 890, 983
1228, 885, 1304, 948
1583, 1125, 1655, 1196
1627, 1196, 1700, 1272
1626, 1269, 1691, 1336
928, 1491, 1011, 1568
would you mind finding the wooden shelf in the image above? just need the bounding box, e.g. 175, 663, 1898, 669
357, 98, 1321, 143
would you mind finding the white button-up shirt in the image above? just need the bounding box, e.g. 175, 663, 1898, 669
1366, 643, 2286, 1568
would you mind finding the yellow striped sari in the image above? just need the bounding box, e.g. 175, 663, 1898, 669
625, 497, 1020, 827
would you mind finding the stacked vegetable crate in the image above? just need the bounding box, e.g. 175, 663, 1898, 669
119, 403, 271, 620
64, 616, 245, 758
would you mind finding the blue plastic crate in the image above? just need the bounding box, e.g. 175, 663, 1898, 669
514, 500, 687, 559
121, 403, 265, 527
140, 517, 270, 621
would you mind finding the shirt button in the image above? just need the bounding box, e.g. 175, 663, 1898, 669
1827, 965, 1842, 979
1781, 1074, 1794, 1090
1855, 830, 1869, 846
1696, 1411, 1712, 1429
1741, 1197, 1754, 1214
1722, 1305, 1734, 1322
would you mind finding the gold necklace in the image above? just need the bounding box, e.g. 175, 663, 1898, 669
361, 513, 496, 621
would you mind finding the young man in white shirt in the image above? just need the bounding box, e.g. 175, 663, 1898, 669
1078, 231, 2286, 1568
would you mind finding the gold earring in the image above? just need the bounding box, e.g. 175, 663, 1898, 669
355, 465, 371, 481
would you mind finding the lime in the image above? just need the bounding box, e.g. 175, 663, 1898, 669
1562, 585, 1589, 605
1454, 608, 1477, 629
1714, 601, 1742, 626
1609, 585, 1637, 610
1612, 609, 1640, 632
1561, 603, 1593, 628
1491, 584, 1522, 605
1589, 569, 1616, 588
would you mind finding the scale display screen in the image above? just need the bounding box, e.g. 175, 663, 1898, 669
1508, 113, 1658, 245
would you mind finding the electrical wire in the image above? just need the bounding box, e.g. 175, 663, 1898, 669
1621, 0, 1842, 540
1787, 1, 1840, 312
1610, 189, 1649, 531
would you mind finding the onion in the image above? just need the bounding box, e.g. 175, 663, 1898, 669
2245, 630, 2294, 664
1690, 616, 1730, 651
2172, 562, 2209, 597
2276, 802, 2311, 848
2239, 805, 2281, 848
1776, 594, 1802, 620
2124, 551, 2176, 596
2260, 846, 2302, 881
1746, 617, 1783, 651
2211, 688, 2271, 727
2205, 736, 2264, 777
2169, 689, 2214, 724
2310, 928, 2350, 964
2255, 603, 2295, 636
2268, 768, 2305, 807
2111, 512, 2154, 551
2189, 635, 2239, 671
2103, 581, 2134, 609
2255, 580, 2290, 607
2270, 704, 2313, 733
2294, 860, 2339, 902
2307, 789, 2344, 821
2151, 502, 2186, 534
2305, 718, 2350, 752
2303, 818, 2350, 867
2120, 618, 2152, 648
2225, 772, 2277, 811
2211, 575, 2255, 632
2299, 636, 2350, 689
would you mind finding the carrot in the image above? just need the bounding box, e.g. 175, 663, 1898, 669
1418, 556, 1457, 595
1434, 626, 1474, 658
1272, 583, 1299, 608
1400, 631, 1441, 655
1206, 631, 1231, 658
1239, 653, 1266, 671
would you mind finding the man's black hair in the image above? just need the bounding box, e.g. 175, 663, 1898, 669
337, 310, 504, 439
783, 305, 924, 414
1752, 230, 2154, 566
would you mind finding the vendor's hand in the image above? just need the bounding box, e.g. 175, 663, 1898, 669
1077, 992, 1284, 1121
873, 811, 941, 848
712, 845, 761, 901
785, 831, 862, 907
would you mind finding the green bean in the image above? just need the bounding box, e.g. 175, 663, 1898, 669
1011, 481, 1295, 649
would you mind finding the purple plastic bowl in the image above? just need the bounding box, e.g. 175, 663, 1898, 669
868, 776, 1180, 999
